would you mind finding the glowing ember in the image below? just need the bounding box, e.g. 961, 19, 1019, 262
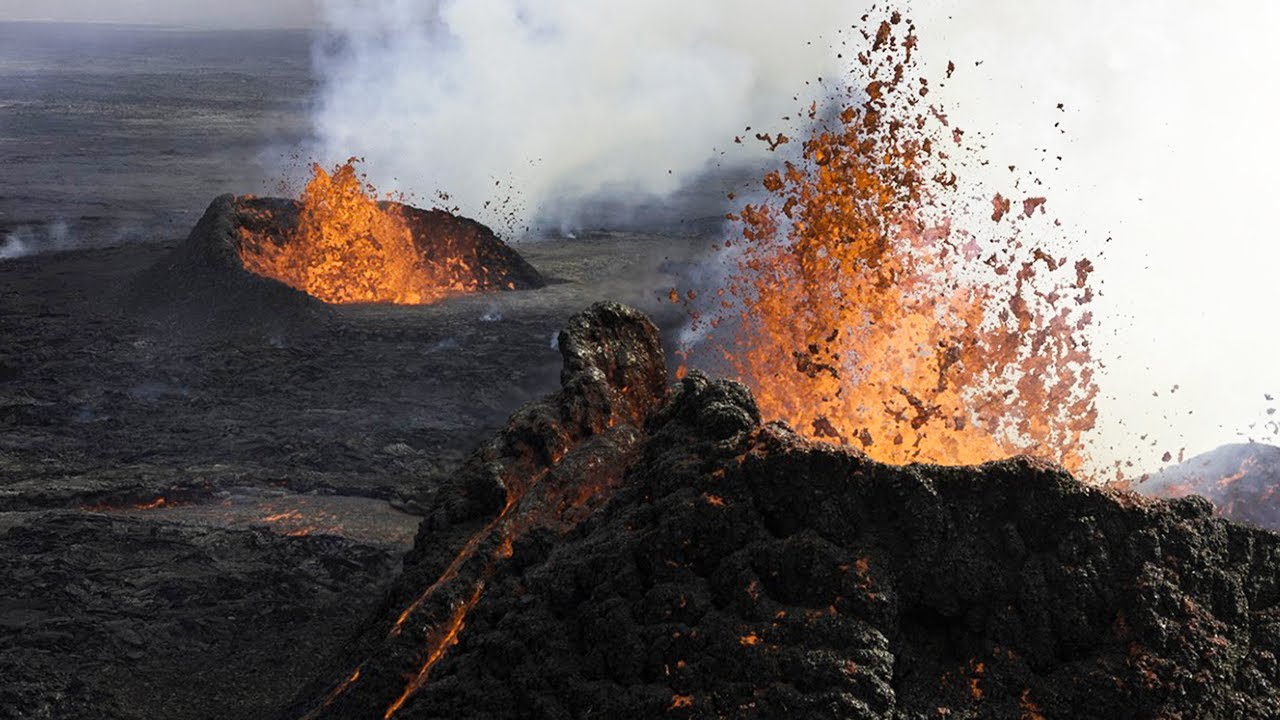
301, 666, 366, 720
1020, 688, 1047, 720
686, 12, 1097, 470
81, 496, 171, 513
238, 159, 486, 305
669, 695, 694, 710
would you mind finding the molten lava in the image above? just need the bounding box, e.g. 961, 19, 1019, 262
238, 159, 485, 305
687, 13, 1097, 470
384, 585, 484, 719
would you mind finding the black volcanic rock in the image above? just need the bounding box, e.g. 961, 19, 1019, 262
129, 194, 544, 333
403, 203, 544, 291
1140, 443, 1280, 532
285, 301, 670, 720
129, 195, 328, 334
290, 305, 1280, 720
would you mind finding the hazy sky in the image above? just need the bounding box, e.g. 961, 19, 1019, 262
907, 0, 1280, 472
0, 0, 317, 28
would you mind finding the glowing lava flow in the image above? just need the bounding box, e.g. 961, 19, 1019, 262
375, 444, 626, 717
1217, 455, 1259, 489
378, 471, 553, 718
297, 493, 522, 720
384, 585, 485, 719
311, 456, 609, 718
300, 667, 365, 720
389, 492, 523, 637
238, 159, 485, 305
686, 12, 1098, 471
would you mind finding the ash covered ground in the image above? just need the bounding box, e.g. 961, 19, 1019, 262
0, 23, 313, 254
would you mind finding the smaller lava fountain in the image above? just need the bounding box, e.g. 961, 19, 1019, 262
237, 159, 543, 305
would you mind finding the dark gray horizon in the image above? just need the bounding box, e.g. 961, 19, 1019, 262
0, 0, 317, 29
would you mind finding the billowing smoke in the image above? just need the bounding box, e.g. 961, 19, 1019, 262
307, 0, 863, 232
306, 0, 1280, 476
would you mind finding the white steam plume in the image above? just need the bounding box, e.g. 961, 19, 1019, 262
907, 0, 1280, 474
0, 221, 74, 260
308, 0, 863, 232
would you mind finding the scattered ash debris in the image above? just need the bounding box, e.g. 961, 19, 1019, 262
291, 304, 1280, 720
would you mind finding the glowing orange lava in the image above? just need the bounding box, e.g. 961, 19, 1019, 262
384, 585, 484, 719
238, 159, 484, 305
688, 12, 1097, 471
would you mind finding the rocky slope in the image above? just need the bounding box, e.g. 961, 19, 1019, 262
289, 303, 1280, 720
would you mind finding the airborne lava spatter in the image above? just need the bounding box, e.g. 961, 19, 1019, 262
238, 159, 487, 305
687, 12, 1098, 470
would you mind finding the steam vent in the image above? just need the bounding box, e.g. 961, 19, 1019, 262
130, 189, 543, 328
288, 303, 1280, 720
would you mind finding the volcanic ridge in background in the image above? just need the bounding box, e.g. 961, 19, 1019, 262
130, 163, 544, 333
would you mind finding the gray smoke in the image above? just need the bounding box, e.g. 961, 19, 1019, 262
308, 0, 864, 232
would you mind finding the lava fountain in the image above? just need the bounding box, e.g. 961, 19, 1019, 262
684, 13, 1098, 471
237, 159, 543, 305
